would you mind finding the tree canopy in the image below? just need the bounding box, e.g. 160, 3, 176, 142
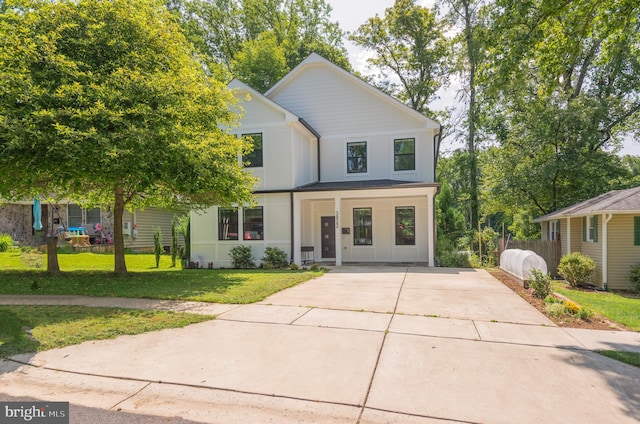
167, 0, 350, 91
0, 0, 255, 273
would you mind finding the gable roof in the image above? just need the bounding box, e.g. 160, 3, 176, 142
228, 78, 299, 123
265, 53, 440, 129
533, 186, 640, 222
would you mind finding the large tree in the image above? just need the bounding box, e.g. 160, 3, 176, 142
167, 0, 350, 91
479, 0, 640, 234
0, 0, 255, 274
350, 0, 449, 118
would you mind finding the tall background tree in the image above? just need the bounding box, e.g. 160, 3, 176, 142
166, 0, 350, 91
479, 0, 640, 238
0, 0, 255, 274
349, 0, 449, 119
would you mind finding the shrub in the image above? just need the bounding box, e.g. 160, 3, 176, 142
626, 262, 640, 294
289, 263, 299, 270
545, 303, 566, 318
153, 227, 163, 268
528, 269, 551, 299
310, 263, 321, 271
557, 252, 595, 288
563, 300, 581, 315
577, 307, 593, 320
170, 217, 180, 268
438, 250, 472, 268
262, 247, 288, 269
544, 295, 559, 304
229, 245, 256, 269
0, 233, 13, 252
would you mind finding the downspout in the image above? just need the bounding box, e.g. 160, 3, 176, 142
433, 125, 442, 264
602, 213, 613, 291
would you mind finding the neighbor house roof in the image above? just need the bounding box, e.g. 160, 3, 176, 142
533, 186, 640, 222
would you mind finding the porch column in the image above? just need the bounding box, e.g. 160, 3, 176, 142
602, 213, 612, 290
427, 191, 435, 267
293, 195, 302, 266
335, 197, 342, 266
566, 218, 571, 253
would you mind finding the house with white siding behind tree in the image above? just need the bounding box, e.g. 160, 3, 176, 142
190, 53, 441, 268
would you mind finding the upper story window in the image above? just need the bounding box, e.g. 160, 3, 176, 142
243, 133, 263, 168
395, 207, 415, 245
394, 138, 415, 171
583, 215, 598, 242
243, 207, 264, 240
353, 208, 373, 245
347, 141, 367, 173
218, 208, 238, 240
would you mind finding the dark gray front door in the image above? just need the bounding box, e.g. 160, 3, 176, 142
321, 216, 335, 258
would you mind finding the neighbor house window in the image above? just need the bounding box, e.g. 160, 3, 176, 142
394, 138, 415, 171
353, 208, 372, 245
347, 141, 367, 173
634, 216, 640, 246
395, 207, 415, 245
218, 208, 238, 240
243, 133, 263, 168
583, 215, 598, 242
243, 207, 264, 240
68, 204, 101, 229
549, 220, 560, 241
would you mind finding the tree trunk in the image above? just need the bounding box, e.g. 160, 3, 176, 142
464, 0, 480, 231
46, 237, 60, 273
113, 184, 128, 274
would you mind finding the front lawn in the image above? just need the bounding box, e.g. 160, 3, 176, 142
0, 305, 213, 357
552, 281, 640, 331
0, 251, 323, 303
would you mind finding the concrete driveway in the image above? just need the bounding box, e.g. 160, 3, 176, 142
1, 267, 639, 423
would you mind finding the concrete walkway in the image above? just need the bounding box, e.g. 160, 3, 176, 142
1, 267, 639, 423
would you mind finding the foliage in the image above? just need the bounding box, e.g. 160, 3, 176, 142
557, 252, 596, 288
436, 181, 467, 244
153, 227, 163, 268
262, 246, 289, 269
0, 0, 255, 274
229, 245, 256, 269
552, 281, 640, 331
528, 269, 551, 299
0, 306, 213, 357
289, 262, 299, 270
176, 214, 191, 261
350, 0, 449, 117
545, 302, 566, 318
167, 0, 350, 91
170, 216, 180, 268
0, 233, 12, 252
625, 262, 640, 294
479, 0, 640, 226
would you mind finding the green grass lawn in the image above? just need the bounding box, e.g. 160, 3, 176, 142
552, 281, 640, 331
0, 305, 214, 357
597, 350, 640, 368
0, 251, 323, 303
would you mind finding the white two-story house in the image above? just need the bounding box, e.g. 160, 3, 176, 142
190, 53, 441, 267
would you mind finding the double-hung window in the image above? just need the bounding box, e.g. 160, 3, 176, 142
243, 207, 264, 240
347, 142, 367, 173
583, 215, 598, 242
68, 204, 101, 229
218, 208, 238, 240
353, 208, 372, 245
394, 138, 415, 171
243, 133, 263, 168
395, 207, 415, 245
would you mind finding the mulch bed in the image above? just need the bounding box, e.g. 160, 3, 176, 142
487, 268, 628, 331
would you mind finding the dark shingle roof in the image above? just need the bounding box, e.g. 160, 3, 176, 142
294, 180, 438, 192
533, 186, 640, 222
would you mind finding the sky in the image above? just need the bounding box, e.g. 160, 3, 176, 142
324, 0, 640, 156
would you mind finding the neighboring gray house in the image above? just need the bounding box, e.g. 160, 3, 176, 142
0, 199, 180, 250
533, 186, 640, 290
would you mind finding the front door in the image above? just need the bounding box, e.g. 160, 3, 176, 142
321, 216, 336, 258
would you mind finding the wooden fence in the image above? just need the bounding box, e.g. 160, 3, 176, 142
500, 239, 562, 277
